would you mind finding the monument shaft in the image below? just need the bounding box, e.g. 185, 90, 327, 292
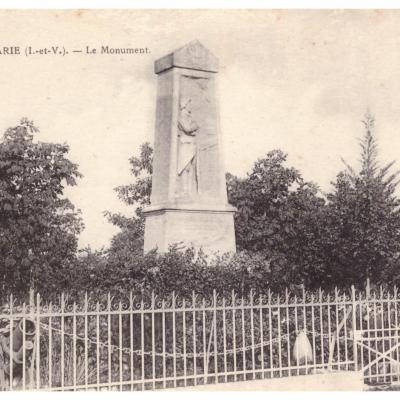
143, 41, 236, 254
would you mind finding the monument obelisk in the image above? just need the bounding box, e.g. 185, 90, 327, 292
143, 40, 236, 254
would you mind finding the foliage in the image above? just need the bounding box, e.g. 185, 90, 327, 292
77, 113, 400, 296
227, 150, 326, 287
105, 142, 152, 255
41, 246, 294, 301
104, 142, 328, 290
321, 113, 400, 287
0, 119, 83, 298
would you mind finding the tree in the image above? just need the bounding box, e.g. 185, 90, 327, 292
322, 113, 400, 287
227, 149, 326, 287
0, 118, 83, 297
105, 142, 152, 256
108, 144, 327, 287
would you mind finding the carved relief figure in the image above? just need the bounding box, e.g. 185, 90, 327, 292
177, 98, 199, 196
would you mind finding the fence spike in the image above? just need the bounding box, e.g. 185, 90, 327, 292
334, 287, 339, 301
29, 289, 34, 309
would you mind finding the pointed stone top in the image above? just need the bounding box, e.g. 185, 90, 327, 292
155, 40, 219, 74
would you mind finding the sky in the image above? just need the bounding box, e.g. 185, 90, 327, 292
1, 9, 400, 249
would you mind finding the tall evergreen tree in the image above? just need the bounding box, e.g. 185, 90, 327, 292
323, 113, 400, 286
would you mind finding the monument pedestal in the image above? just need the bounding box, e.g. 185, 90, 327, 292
143, 204, 236, 254
143, 41, 236, 255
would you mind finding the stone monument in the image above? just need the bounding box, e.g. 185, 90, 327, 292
143, 40, 236, 254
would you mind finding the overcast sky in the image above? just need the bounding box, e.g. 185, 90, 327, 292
1, 9, 400, 249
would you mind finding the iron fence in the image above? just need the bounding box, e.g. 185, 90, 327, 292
0, 285, 399, 391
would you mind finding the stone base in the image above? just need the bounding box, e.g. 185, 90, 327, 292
165, 371, 364, 391
143, 207, 236, 255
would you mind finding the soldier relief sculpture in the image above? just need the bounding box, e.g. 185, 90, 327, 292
177, 98, 199, 197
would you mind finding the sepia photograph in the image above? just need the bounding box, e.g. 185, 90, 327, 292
0, 7, 400, 393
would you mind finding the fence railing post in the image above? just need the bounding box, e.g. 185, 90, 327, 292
351, 285, 358, 371
213, 290, 218, 384
9, 294, 13, 391
36, 293, 40, 390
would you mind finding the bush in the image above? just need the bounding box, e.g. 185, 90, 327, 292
27, 246, 302, 302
